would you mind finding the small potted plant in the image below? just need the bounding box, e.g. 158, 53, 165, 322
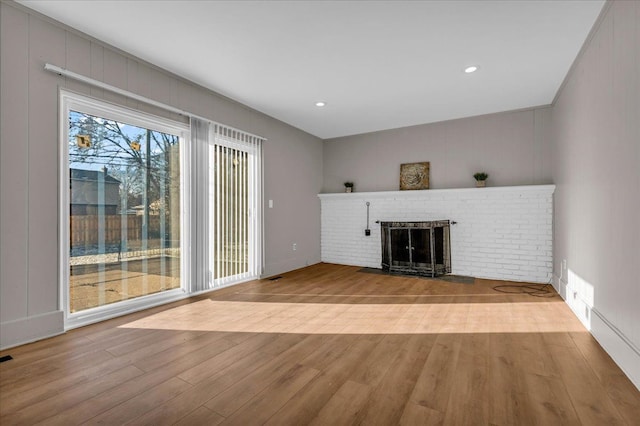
473, 172, 488, 188
344, 182, 354, 193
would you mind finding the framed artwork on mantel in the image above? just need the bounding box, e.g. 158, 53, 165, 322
400, 162, 430, 190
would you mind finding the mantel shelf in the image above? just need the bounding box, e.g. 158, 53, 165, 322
318, 184, 555, 199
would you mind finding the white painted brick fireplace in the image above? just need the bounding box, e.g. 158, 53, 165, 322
318, 185, 555, 283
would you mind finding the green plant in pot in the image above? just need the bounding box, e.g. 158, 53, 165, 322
473, 172, 488, 188
344, 182, 354, 193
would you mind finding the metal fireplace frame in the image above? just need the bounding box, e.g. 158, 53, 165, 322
380, 220, 451, 277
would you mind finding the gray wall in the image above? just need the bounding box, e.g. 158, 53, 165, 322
323, 107, 552, 193
0, 2, 322, 347
550, 0, 639, 384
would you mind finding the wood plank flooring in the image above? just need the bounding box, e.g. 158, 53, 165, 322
1, 263, 638, 425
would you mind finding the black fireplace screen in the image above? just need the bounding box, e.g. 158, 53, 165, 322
381, 220, 451, 277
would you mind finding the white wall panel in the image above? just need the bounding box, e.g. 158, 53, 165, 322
26, 15, 65, 316
64, 32, 91, 94
0, 4, 30, 323
89, 42, 104, 99
125, 58, 139, 110
103, 48, 129, 106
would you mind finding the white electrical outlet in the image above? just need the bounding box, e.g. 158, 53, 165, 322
292, 243, 297, 251
269, 200, 273, 208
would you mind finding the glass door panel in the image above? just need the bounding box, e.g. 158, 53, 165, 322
410, 228, 432, 267
390, 228, 410, 267
68, 110, 181, 313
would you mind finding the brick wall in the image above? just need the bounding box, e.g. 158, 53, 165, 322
319, 185, 555, 283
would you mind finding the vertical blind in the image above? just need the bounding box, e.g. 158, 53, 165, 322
191, 118, 264, 292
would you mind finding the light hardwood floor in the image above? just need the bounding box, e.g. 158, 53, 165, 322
1, 263, 639, 425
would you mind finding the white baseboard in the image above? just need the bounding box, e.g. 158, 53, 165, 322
590, 308, 640, 390
555, 274, 640, 390
0, 310, 65, 350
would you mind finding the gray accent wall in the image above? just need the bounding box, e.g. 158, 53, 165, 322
0, 2, 322, 348
550, 0, 639, 386
323, 107, 552, 193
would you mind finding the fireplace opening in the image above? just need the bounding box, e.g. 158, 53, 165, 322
380, 220, 451, 277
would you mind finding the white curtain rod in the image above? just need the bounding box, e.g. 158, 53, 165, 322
44, 63, 266, 141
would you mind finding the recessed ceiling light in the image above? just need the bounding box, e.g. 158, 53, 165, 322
315, 101, 326, 107
464, 66, 479, 73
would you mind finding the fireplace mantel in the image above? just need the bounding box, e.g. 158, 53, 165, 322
318, 184, 555, 283
318, 184, 555, 200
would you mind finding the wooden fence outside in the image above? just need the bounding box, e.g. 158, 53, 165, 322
70, 215, 165, 247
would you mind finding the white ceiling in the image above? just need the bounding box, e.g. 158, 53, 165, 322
20, 0, 605, 139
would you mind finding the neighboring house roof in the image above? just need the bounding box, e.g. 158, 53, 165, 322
70, 168, 121, 207
70, 168, 120, 184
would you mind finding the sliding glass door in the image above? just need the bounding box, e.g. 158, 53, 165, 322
61, 91, 189, 327
61, 93, 263, 328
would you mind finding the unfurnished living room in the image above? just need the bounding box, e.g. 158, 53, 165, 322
1, 0, 639, 425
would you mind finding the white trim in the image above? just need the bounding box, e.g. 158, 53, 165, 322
592, 308, 640, 359
67, 272, 261, 330
59, 89, 190, 330
318, 184, 556, 200
555, 273, 640, 390
591, 309, 640, 390
59, 94, 70, 321
0, 311, 65, 350
65, 289, 185, 330
259, 142, 265, 276
60, 89, 189, 136
181, 121, 193, 301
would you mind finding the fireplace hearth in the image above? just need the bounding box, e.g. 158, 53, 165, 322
380, 220, 451, 277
